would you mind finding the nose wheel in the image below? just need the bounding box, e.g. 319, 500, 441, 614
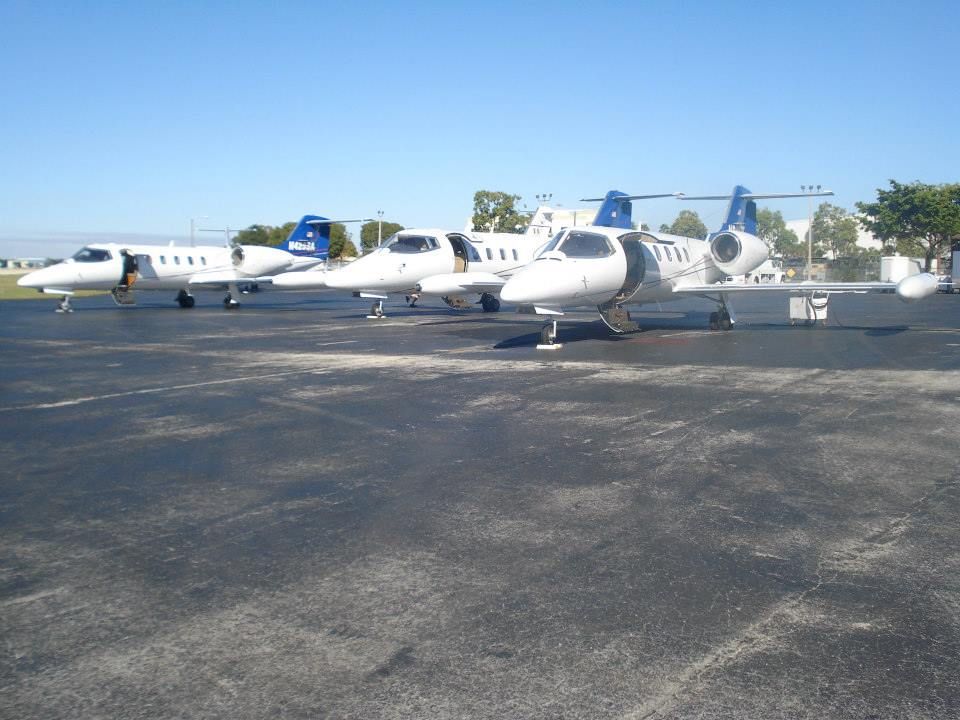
56, 295, 73, 313
537, 320, 562, 349
367, 300, 386, 319
223, 292, 240, 309
404, 293, 420, 308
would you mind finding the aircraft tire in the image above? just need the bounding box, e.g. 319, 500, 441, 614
719, 312, 733, 331
709, 311, 720, 331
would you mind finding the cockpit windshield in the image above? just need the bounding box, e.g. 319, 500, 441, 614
382, 234, 440, 254
72, 247, 112, 263
558, 231, 615, 258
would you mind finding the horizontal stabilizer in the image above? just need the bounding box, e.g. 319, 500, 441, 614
581, 193, 682, 202
305, 218, 371, 225
680, 191, 834, 200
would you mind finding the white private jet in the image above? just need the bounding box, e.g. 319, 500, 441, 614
272, 228, 548, 317
270, 194, 679, 317
17, 215, 338, 311
499, 186, 940, 347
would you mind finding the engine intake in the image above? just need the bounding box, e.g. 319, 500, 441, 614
710, 230, 768, 276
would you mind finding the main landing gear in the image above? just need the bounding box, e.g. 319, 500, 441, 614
708, 298, 736, 331
480, 293, 501, 313
223, 282, 241, 309
56, 295, 73, 313
404, 293, 420, 308
537, 320, 561, 350
176, 289, 195, 309
367, 300, 385, 319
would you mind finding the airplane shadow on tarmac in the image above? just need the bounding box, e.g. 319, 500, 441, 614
494, 319, 694, 349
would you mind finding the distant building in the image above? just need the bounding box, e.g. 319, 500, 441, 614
785, 217, 883, 257
524, 205, 599, 237
2, 257, 49, 269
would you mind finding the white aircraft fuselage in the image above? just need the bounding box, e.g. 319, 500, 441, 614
499, 224, 938, 342
272, 228, 547, 313
18, 242, 302, 309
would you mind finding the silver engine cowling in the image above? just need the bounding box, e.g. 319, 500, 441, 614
710, 231, 769, 276
230, 245, 294, 276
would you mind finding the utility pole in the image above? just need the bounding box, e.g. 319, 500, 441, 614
801, 185, 821, 280
190, 216, 208, 247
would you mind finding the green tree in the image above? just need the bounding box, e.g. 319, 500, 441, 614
755, 208, 803, 257
664, 209, 708, 240
856, 180, 960, 271
472, 190, 529, 233
812, 203, 860, 258
360, 220, 405, 252
234, 224, 273, 246
328, 224, 357, 259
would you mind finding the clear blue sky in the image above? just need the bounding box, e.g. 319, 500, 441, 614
1, 0, 957, 256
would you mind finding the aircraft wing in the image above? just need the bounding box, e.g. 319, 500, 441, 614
672, 273, 939, 302
673, 281, 895, 295
416, 272, 508, 296
186, 271, 265, 287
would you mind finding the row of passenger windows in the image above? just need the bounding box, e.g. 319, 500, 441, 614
652, 244, 690, 263
156, 255, 207, 266
484, 247, 519, 261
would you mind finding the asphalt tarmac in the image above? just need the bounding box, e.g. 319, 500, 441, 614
2, 289, 959, 719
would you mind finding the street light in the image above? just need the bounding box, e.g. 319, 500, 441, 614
377, 210, 384, 247
800, 185, 821, 280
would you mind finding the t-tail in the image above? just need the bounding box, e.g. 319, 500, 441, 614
680, 186, 835, 236
277, 215, 331, 259
583, 191, 682, 229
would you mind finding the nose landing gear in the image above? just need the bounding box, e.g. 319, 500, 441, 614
56, 295, 73, 313
537, 320, 562, 350
367, 300, 385, 318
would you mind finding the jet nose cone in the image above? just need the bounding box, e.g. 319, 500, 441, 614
500, 272, 540, 305
17, 269, 45, 288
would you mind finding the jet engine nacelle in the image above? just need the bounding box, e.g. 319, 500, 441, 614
231, 245, 294, 276
709, 231, 769, 277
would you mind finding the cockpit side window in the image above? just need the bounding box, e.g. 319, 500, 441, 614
559, 231, 614, 258
541, 231, 565, 254
72, 247, 112, 263
384, 235, 440, 253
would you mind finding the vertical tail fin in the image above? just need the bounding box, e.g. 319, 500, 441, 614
722, 185, 757, 235
592, 191, 634, 229
681, 186, 834, 235
583, 191, 681, 230
276, 215, 331, 258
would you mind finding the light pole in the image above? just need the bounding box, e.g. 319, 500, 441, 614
800, 185, 820, 280
190, 216, 208, 247
377, 210, 384, 247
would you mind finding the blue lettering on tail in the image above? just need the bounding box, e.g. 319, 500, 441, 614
277, 215, 331, 258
